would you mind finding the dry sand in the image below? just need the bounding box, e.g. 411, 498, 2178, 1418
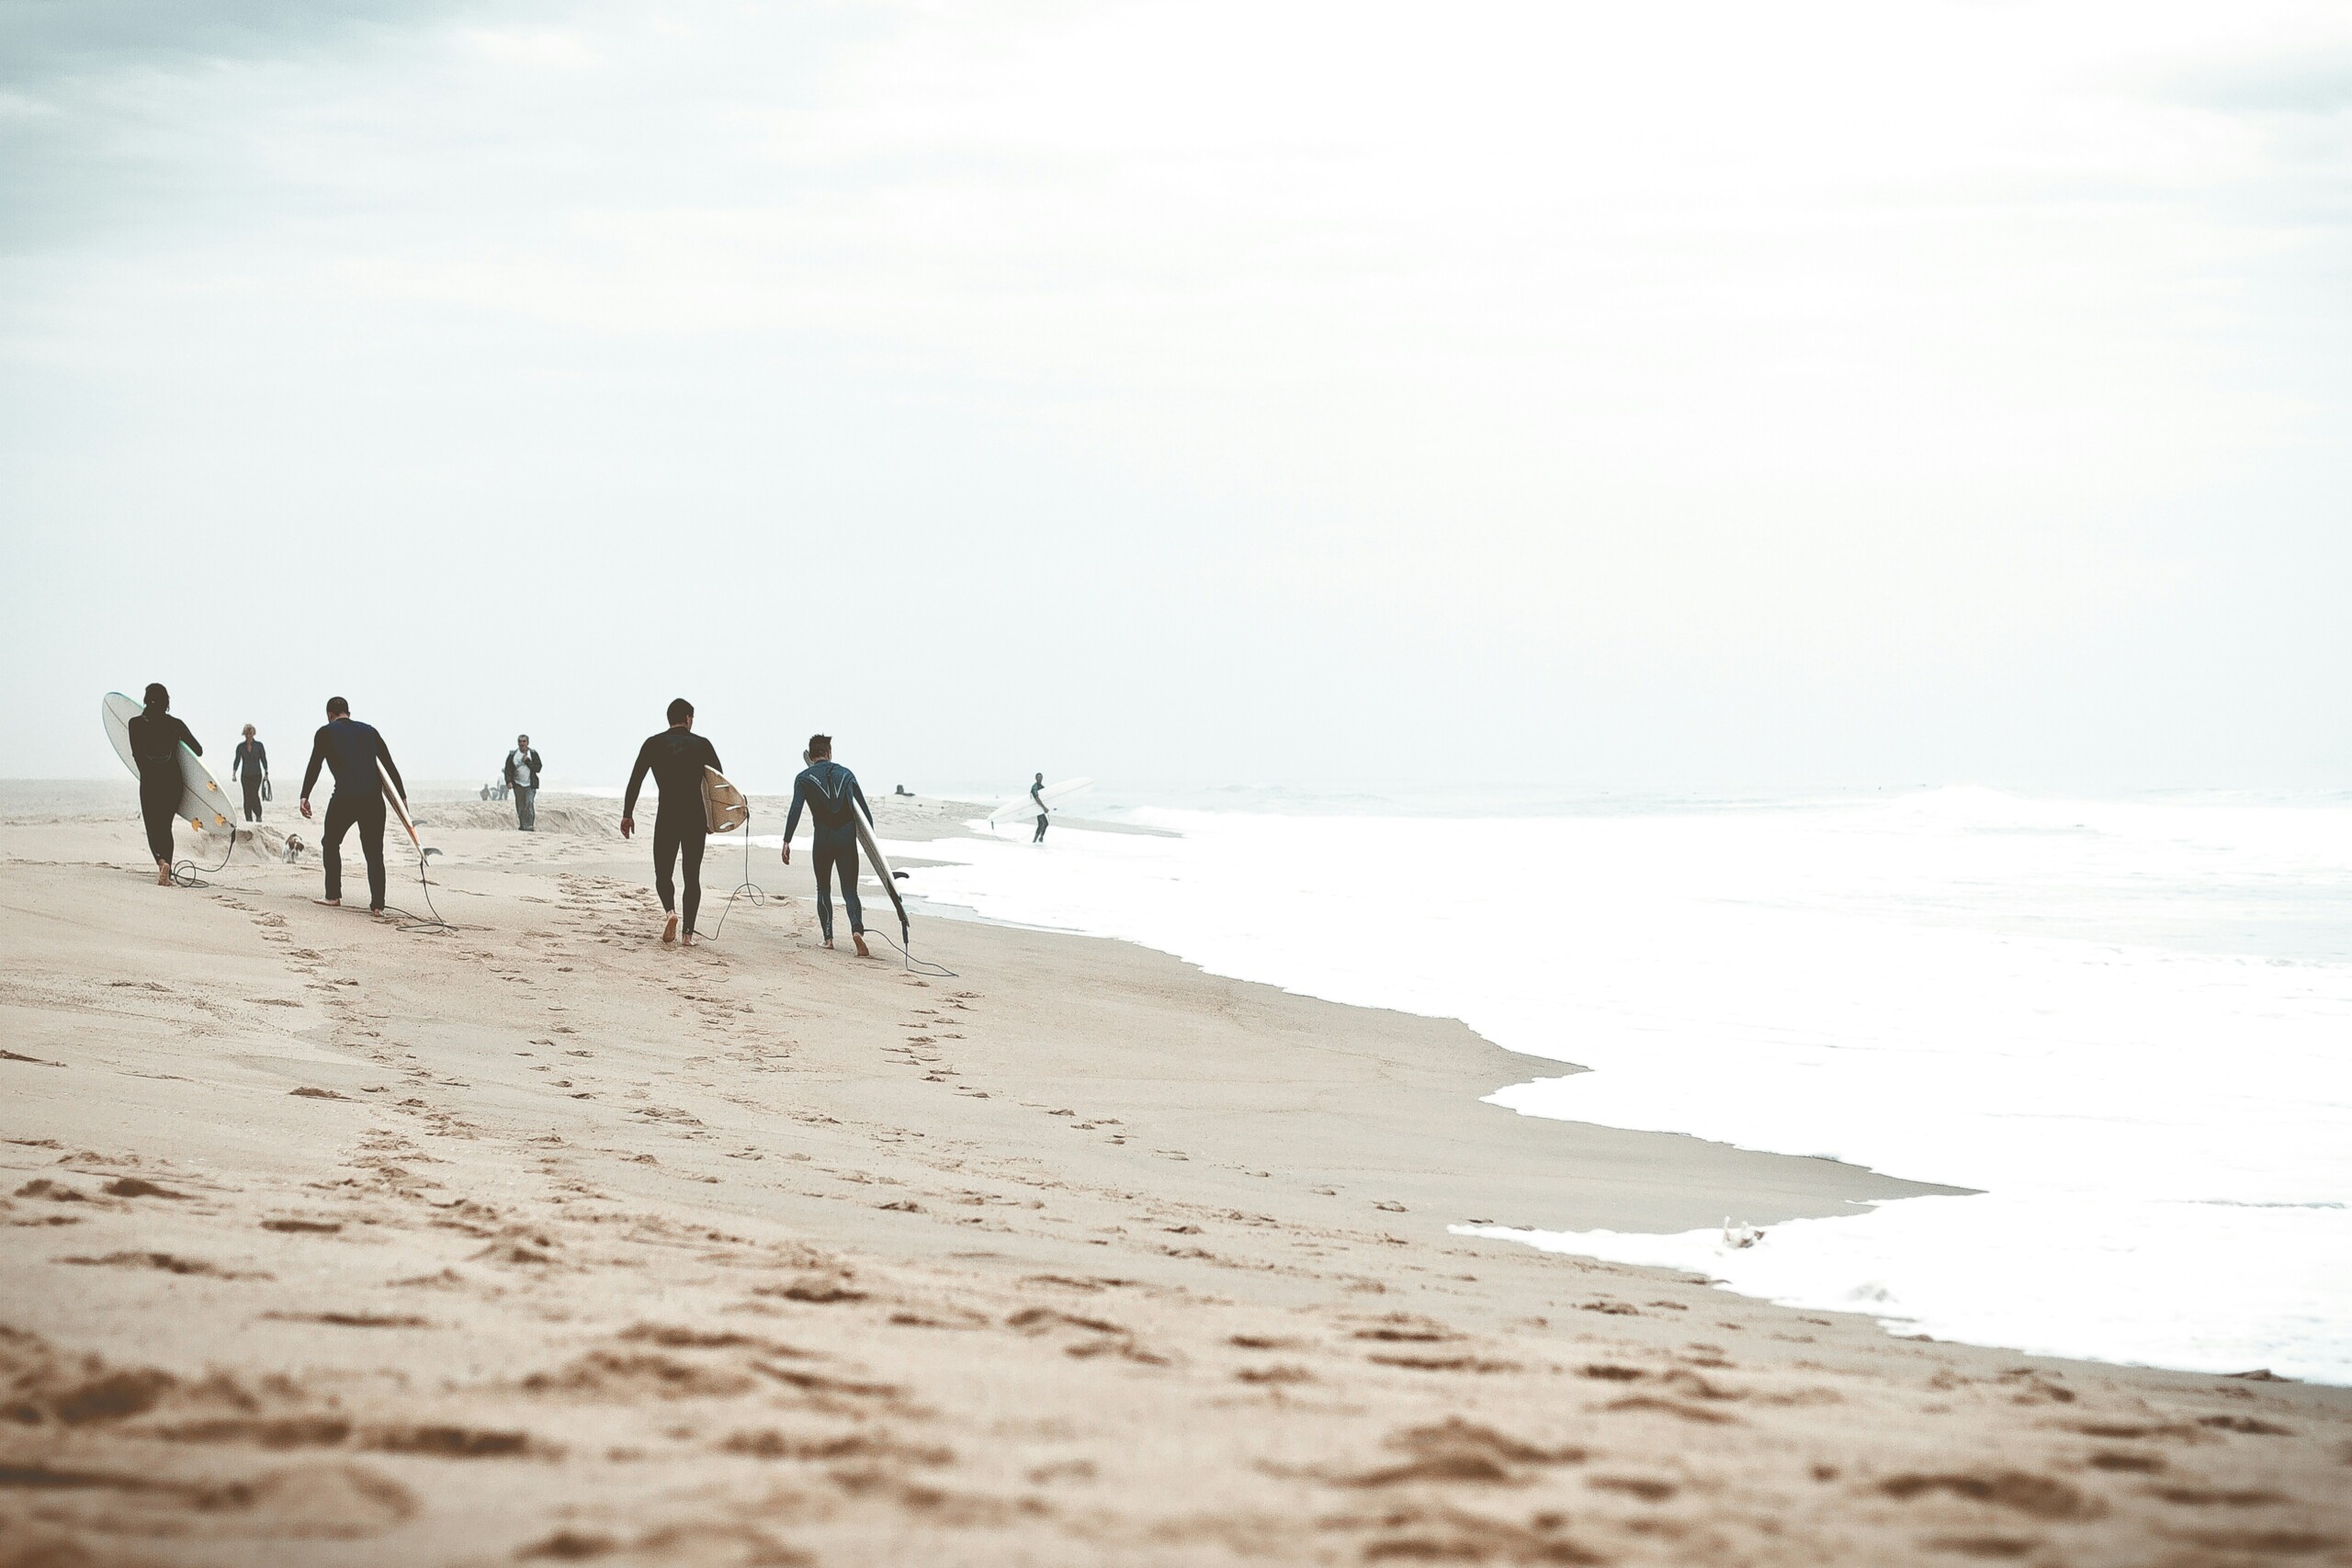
3, 784, 2347, 1567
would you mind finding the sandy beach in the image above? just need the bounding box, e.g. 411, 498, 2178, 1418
3, 783, 2347, 1568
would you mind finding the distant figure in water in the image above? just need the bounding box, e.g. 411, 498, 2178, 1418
126, 682, 201, 886
232, 724, 267, 823
1030, 772, 1048, 843
504, 733, 542, 831
300, 696, 407, 916
784, 734, 872, 957
621, 698, 721, 946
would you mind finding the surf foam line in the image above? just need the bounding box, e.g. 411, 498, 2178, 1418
893, 791, 2352, 1382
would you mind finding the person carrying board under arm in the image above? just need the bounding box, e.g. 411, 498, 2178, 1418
1029, 772, 1049, 843
783, 734, 871, 957
300, 696, 405, 916
127, 682, 201, 886
621, 698, 721, 947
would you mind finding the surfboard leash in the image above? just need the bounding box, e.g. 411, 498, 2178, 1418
868, 919, 956, 978
169, 825, 243, 888
382, 832, 456, 935
707, 804, 769, 942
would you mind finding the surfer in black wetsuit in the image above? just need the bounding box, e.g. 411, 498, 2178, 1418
1030, 772, 1048, 843
299, 696, 407, 915
126, 682, 201, 886
232, 725, 267, 822
621, 697, 722, 946
782, 734, 871, 957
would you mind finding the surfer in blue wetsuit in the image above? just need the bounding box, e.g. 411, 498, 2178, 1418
127, 682, 201, 886
782, 734, 871, 957
299, 696, 407, 916
621, 698, 722, 947
232, 725, 267, 823
1030, 772, 1048, 843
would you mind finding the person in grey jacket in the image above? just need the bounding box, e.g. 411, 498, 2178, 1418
503, 735, 542, 830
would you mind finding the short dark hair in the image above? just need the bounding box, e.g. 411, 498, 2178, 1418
807, 734, 831, 757
142, 682, 168, 709
666, 698, 694, 725
326, 696, 349, 717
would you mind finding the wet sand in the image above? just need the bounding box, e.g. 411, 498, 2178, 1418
3, 783, 2346, 1566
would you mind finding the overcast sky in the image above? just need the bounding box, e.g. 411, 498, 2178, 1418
3, 0, 2347, 795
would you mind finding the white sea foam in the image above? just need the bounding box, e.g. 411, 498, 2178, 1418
887, 789, 2352, 1382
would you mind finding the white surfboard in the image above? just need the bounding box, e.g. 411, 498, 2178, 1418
702, 765, 749, 833
987, 776, 1092, 826
379, 758, 421, 850
101, 693, 235, 833
851, 795, 911, 942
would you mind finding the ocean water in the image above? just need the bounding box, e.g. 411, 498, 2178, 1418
886, 788, 2352, 1382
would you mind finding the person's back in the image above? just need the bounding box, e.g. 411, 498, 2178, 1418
126, 709, 196, 771
630, 728, 720, 813
788, 758, 867, 841
311, 716, 395, 797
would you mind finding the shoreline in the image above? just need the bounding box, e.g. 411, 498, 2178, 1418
3, 781, 2347, 1562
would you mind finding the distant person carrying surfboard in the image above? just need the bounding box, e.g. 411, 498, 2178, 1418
232, 725, 268, 823
782, 735, 872, 958
299, 696, 408, 917
621, 698, 722, 947
1029, 772, 1048, 843
126, 683, 203, 886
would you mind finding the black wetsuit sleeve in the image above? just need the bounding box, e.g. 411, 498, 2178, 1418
301, 728, 329, 798
701, 738, 722, 777
175, 718, 201, 758
850, 773, 871, 826
257, 741, 267, 776
783, 773, 807, 842
623, 739, 653, 818
375, 733, 405, 800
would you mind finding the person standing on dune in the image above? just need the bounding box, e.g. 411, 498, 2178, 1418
299, 696, 406, 917
782, 734, 872, 958
621, 698, 722, 947
126, 682, 201, 886
232, 724, 268, 823
504, 733, 542, 831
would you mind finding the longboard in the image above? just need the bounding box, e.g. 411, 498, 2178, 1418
702, 766, 749, 833
852, 796, 910, 942
987, 776, 1091, 825
101, 693, 235, 834
379, 758, 420, 850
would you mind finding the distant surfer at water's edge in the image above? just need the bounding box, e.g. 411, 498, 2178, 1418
127, 683, 201, 886
621, 698, 721, 947
783, 734, 872, 958
300, 696, 407, 917
1029, 771, 1048, 843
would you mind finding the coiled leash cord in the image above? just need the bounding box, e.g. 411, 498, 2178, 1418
383, 840, 455, 935
707, 804, 768, 942
170, 824, 243, 888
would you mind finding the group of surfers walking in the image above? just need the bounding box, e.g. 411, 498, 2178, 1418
126, 686, 886, 953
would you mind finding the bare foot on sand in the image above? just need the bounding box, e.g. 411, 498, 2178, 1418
312, 897, 340, 908
854, 933, 872, 959
155, 863, 171, 886
822, 937, 834, 950
680, 930, 695, 947
662, 913, 678, 945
